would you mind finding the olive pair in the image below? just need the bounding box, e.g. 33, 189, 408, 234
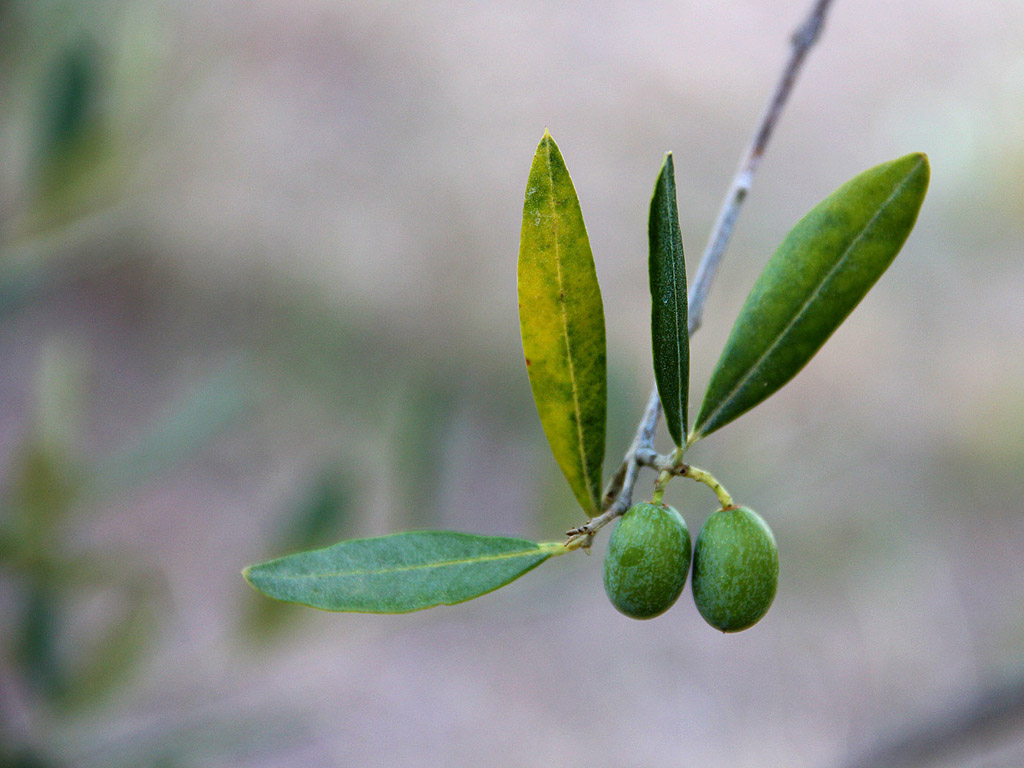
603, 502, 779, 631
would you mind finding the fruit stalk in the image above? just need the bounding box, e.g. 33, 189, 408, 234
566, 451, 733, 547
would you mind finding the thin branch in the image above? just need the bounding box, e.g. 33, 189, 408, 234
567, 388, 661, 544
567, 0, 836, 544
689, 0, 834, 334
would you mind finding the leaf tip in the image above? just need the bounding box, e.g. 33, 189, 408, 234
897, 151, 930, 180
536, 129, 559, 161
893, 151, 930, 208
914, 151, 931, 180
654, 154, 677, 199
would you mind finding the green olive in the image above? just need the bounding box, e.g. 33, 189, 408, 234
691, 506, 778, 632
603, 502, 692, 619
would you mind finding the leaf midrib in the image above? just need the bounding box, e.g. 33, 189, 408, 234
660, 180, 686, 432
262, 546, 546, 581
544, 141, 597, 510
696, 158, 923, 436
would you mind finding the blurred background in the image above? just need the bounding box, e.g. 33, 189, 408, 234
1, 0, 1022, 765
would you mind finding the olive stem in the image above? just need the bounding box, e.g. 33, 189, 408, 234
640, 448, 735, 509
651, 484, 666, 506
564, 0, 834, 549
680, 465, 735, 509
651, 446, 684, 504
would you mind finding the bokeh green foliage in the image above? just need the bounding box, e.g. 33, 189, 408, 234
0, 342, 261, 759
242, 469, 353, 635
1, 342, 148, 713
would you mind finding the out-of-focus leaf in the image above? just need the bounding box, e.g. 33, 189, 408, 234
32, 339, 85, 459
9, 550, 164, 710
4, 342, 86, 549
518, 130, 606, 516
280, 471, 350, 551
244, 470, 352, 635
692, 153, 930, 440
0, 745, 58, 768
56, 586, 153, 711
30, 38, 113, 226
244, 532, 562, 613
648, 153, 689, 447
38, 41, 99, 160
0, 528, 16, 561
17, 584, 64, 699
396, 376, 455, 529
6, 442, 81, 552
89, 360, 254, 498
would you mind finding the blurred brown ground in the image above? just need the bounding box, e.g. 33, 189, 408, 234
1, 0, 1023, 766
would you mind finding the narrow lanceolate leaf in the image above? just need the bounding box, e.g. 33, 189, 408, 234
518, 131, 606, 515
243, 532, 562, 613
648, 153, 689, 447
692, 153, 930, 441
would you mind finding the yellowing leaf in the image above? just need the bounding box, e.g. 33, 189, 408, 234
518, 132, 606, 515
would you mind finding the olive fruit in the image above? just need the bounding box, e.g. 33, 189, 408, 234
603, 502, 692, 619
691, 506, 778, 632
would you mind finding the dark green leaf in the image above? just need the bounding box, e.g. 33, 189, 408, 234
244, 470, 352, 635
692, 153, 930, 440
518, 131, 606, 515
38, 40, 101, 163
32, 38, 112, 224
57, 586, 152, 711
277, 470, 351, 552
648, 153, 689, 447
18, 584, 64, 699
244, 532, 562, 613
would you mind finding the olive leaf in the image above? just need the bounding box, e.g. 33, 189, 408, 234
243, 532, 563, 613
518, 131, 606, 516
691, 153, 930, 441
648, 153, 689, 447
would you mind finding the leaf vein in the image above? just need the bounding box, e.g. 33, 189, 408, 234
269, 547, 545, 580
664, 198, 685, 426
545, 143, 597, 510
